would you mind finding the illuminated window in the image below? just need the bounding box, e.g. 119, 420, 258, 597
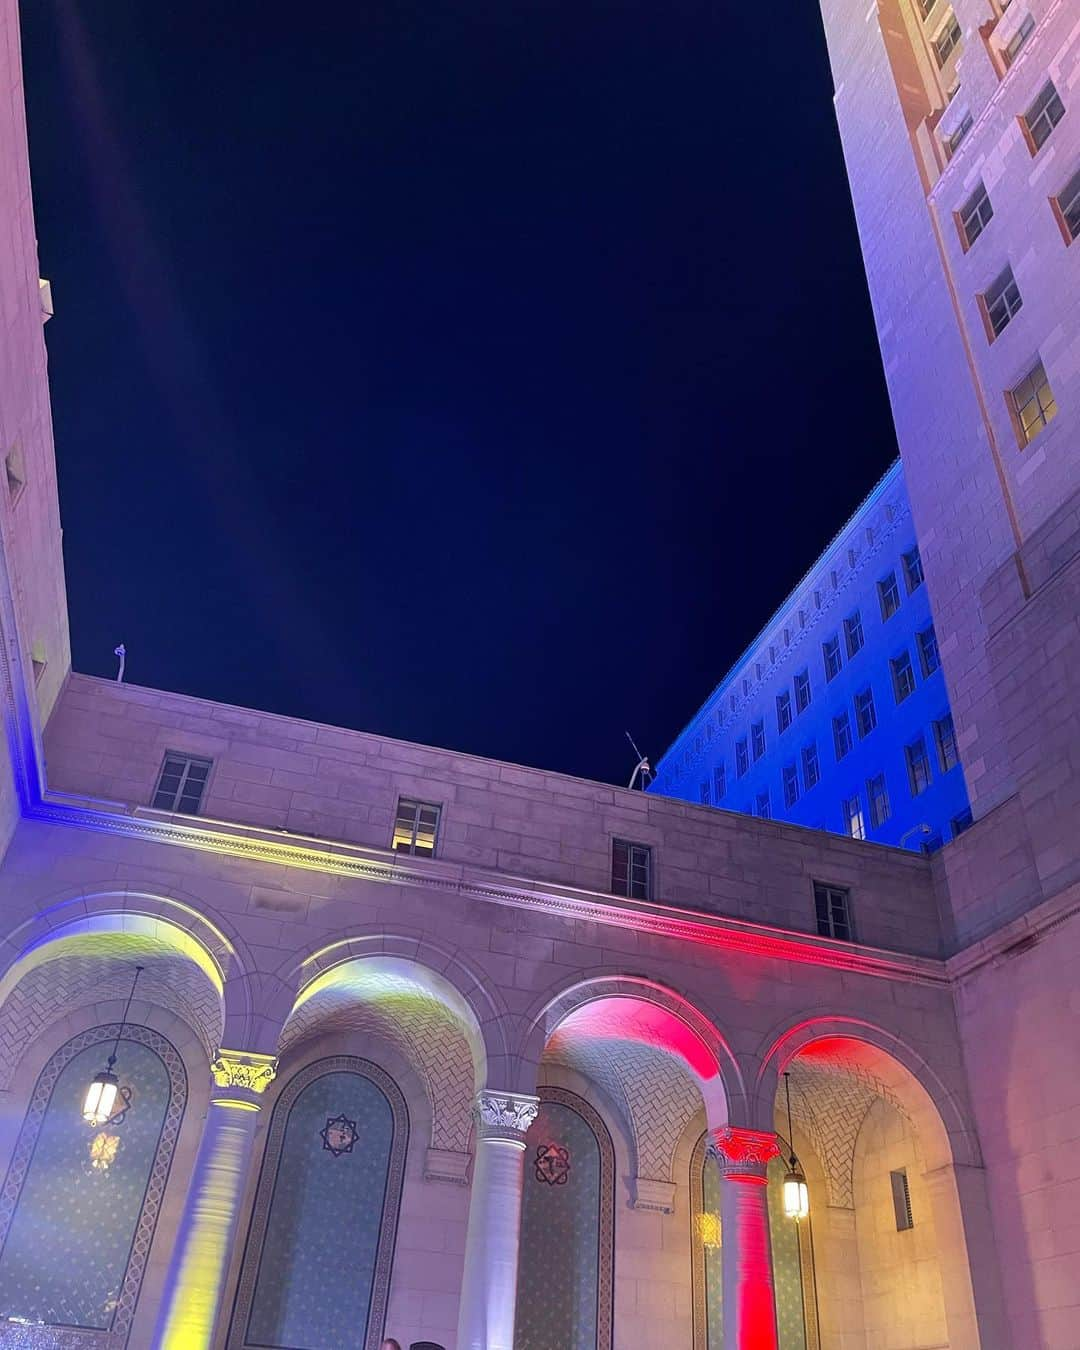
1010, 360, 1058, 444
751, 720, 766, 761
891, 1169, 914, 1231
844, 610, 865, 657
855, 687, 877, 738
958, 182, 993, 248
1024, 81, 1065, 151
982, 266, 1023, 339
802, 741, 820, 790
843, 794, 865, 840
1056, 166, 1080, 242
917, 624, 940, 676
891, 651, 917, 703
934, 713, 959, 771
932, 11, 962, 66
612, 839, 651, 899
151, 752, 212, 814
823, 634, 842, 681
392, 797, 441, 856
1003, 12, 1034, 64
906, 736, 933, 795
902, 546, 924, 593
783, 762, 800, 808
816, 880, 853, 938
776, 690, 793, 734
833, 711, 853, 760
947, 112, 973, 157
735, 737, 749, 778
878, 572, 901, 620
867, 773, 891, 828
714, 763, 726, 801
794, 668, 812, 714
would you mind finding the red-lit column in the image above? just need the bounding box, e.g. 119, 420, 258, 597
711, 1125, 781, 1350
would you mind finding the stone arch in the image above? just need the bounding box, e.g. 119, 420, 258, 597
752, 1012, 980, 1173
518, 975, 741, 1196
0, 902, 234, 1084
274, 936, 502, 1157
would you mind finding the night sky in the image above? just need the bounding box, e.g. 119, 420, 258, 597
20, 0, 897, 786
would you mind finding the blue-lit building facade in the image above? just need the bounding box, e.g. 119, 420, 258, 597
649, 461, 971, 852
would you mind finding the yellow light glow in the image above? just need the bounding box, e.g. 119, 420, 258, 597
697, 1213, 721, 1248
211, 1097, 261, 1112
89, 1132, 120, 1171
783, 1171, 810, 1221
83, 1071, 119, 1126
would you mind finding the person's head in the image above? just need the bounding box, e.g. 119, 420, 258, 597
381, 1341, 401, 1350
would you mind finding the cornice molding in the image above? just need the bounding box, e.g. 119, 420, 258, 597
27, 792, 950, 988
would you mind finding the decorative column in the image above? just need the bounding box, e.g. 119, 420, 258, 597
154, 1050, 277, 1350
711, 1125, 781, 1350
456, 1089, 539, 1350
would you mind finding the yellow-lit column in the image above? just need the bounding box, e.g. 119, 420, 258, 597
154, 1050, 277, 1350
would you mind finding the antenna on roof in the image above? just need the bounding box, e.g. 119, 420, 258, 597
625, 730, 652, 791
114, 644, 126, 684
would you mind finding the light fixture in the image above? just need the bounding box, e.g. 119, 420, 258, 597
83, 964, 142, 1126
782, 1072, 810, 1222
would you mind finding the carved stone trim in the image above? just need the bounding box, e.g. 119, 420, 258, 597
632, 1176, 677, 1214
211, 1049, 277, 1095
475, 1090, 539, 1142
424, 1146, 471, 1186
708, 1125, 781, 1178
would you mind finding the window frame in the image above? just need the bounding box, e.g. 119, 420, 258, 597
802, 741, 821, 791
957, 181, 993, 250
855, 686, 878, 739
151, 751, 213, 815
1008, 359, 1058, 446
833, 711, 853, 761
905, 735, 933, 796
902, 546, 924, 593
714, 763, 726, 802
1023, 81, 1066, 153
815, 880, 854, 939
823, 634, 843, 682
842, 794, 866, 842
878, 572, 901, 621
794, 668, 812, 714
611, 838, 652, 900
735, 737, 750, 778
392, 797, 443, 857
934, 713, 960, 772
844, 610, 865, 658
755, 790, 771, 820
867, 772, 891, 829
917, 624, 941, 677
783, 762, 800, 808
1053, 165, 1080, 244
981, 266, 1023, 341
776, 690, 793, 735
931, 10, 962, 66
751, 719, 767, 762
891, 650, 918, 704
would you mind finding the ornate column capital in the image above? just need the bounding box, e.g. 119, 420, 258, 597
708, 1125, 781, 1181
475, 1090, 539, 1144
210, 1049, 277, 1110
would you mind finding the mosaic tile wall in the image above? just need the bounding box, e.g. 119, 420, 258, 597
243, 1070, 396, 1349
515, 1099, 608, 1350
0, 1039, 171, 1331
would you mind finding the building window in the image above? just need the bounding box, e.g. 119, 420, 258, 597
867, 773, 891, 828
982, 266, 1023, 340
932, 11, 962, 66
952, 807, 974, 835
392, 798, 441, 856
917, 624, 940, 676
855, 687, 877, 738
755, 790, 771, 820
1010, 359, 1058, 445
783, 762, 800, 808
891, 650, 917, 703
922, 832, 944, 855
878, 572, 901, 621
934, 713, 959, 772
612, 839, 651, 900
776, 690, 793, 735
1055, 165, 1080, 243
902, 547, 924, 593
794, 669, 812, 714
151, 752, 212, 814
735, 738, 749, 778
802, 742, 821, 790
1024, 81, 1065, 152
917, 0, 937, 17
823, 634, 843, 681
891, 1169, 914, 1231
699, 779, 711, 805
958, 182, 993, 248
842, 794, 866, 841
815, 881, 854, 939
751, 720, 766, 761
947, 111, 973, 157
906, 735, 933, 795
1003, 12, 1034, 64
714, 763, 727, 802
844, 610, 865, 657
833, 711, 853, 760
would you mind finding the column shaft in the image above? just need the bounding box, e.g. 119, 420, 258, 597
712, 1125, 781, 1350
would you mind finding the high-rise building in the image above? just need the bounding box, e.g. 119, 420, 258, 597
649, 460, 972, 851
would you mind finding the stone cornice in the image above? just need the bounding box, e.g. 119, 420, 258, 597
29, 791, 951, 988
946, 878, 1080, 980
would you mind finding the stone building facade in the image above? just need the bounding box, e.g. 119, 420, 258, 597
0, 0, 1078, 1348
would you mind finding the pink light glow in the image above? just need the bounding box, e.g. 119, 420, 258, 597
547, 997, 720, 1082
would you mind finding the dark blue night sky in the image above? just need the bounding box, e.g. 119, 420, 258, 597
21, 0, 897, 784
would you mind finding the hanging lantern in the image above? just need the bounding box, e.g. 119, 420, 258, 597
83, 1069, 120, 1126
783, 1165, 810, 1222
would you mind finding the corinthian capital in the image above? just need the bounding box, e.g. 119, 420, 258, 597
475, 1090, 539, 1142
708, 1126, 780, 1179
211, 1049, 278, 1096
